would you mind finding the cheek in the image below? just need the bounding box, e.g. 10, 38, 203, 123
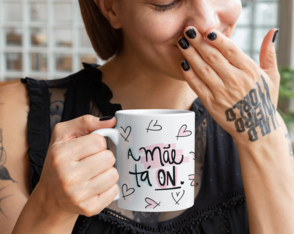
124, 10, 183, 46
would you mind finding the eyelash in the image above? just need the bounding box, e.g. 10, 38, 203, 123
154, 0, 180, 12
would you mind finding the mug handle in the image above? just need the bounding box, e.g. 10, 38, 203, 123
91, 128, 120, 201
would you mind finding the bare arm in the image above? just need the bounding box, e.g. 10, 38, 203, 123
0, 84, 80, 234
235, 111, 294, 234
0, 83, 31, 234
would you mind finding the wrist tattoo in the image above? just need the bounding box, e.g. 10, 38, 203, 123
284, 133, 294, 171
225, 75, 280, 141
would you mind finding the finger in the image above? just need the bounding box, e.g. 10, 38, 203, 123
202, 28, 256, 71
51, 115, 116, 143
183, 27, 246, 86
259, 28, 280, 84
95, 184, 119, 214
180, 60, 215, 105
177, 37, 225, 94
63, 133, 107, 161
86, 167, 119, 199
79, 183, 119, 217
77, 150, 115, 180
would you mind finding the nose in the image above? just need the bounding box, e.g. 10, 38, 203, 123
185, 0, 221, 35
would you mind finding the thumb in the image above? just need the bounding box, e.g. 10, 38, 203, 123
259, 28, 280, 78
51, 115, 116, 143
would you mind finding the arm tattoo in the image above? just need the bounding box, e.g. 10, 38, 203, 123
0, 129, 16, 182
225, 75, 280, 142
0, 186, 12, 218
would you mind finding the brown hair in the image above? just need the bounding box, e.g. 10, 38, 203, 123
78, 0, 123, 60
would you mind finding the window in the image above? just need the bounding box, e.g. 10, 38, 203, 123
231, 0, 279, 66
0, 0, 101, 81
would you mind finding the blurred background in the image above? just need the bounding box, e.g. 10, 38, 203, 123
0, 0, 294, 142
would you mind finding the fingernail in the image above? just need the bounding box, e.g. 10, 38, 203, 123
99, 116, 114, 121
186, 28, 197, 39
272, 28, 279, 43
207, 31, 217, 41
181, 61, 190, 71
178, 37, 189, 49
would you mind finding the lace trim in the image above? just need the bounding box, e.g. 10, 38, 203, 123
78, 188, 246, 234
21, 78, 51, 193
82, 62, 122, 116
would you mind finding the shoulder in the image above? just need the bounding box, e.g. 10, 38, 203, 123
0, 82, 29, 143
0, 82, 30, 194
0, 82, 29, 114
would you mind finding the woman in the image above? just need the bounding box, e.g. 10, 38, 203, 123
0, 0, 293, 233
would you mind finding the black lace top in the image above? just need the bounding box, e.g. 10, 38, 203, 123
21, 63, 249, 234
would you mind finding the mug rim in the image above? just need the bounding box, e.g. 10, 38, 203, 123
116, 109, 194, 116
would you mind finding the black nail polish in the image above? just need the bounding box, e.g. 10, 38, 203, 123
186, 28, 197, 39
178, 37, 189, 49
181, 61, 190, 71
272, 28, 279, 43
99, 116, 114, 121
207, 31, 217, 41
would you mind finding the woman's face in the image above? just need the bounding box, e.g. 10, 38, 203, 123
113, 0, 242, 80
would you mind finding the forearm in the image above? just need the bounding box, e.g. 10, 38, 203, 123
12, 184, 79, 234
235, 127, 294, 234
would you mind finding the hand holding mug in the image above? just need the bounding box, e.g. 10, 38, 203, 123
34, 115, 119, 218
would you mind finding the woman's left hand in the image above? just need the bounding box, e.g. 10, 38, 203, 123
178, 27, 281, 143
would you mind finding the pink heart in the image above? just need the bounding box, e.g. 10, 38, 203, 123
188, 174, 195, 186
145, 198, 160, 209
177, 124, 192, 139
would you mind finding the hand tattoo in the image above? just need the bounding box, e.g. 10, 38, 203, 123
0, 129, 16, 182
225, 75, 280, 141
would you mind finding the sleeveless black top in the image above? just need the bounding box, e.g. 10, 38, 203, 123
21, 63, 249, 234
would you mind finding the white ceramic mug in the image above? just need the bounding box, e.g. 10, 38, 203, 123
91, 109, 195, 212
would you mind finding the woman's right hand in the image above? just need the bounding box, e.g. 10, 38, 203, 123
34, 115, 119, 218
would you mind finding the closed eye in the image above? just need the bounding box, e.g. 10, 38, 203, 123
153, 0, 181, 12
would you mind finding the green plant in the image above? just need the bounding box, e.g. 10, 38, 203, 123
277, 66, 294, 128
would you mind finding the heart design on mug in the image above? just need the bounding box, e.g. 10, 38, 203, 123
188, 174, 195, 186
176, 124, 192, 140
120, 126, 132, 142
171, 190, 185, 205
145, 197, 161, 209
122, 184, 135, 200
146, 120, 163, 133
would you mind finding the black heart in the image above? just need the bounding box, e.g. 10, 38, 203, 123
122, 184, 135, 199
120, 126, 132, 142
146, 120, 162, 132
180, 181, 184, 185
